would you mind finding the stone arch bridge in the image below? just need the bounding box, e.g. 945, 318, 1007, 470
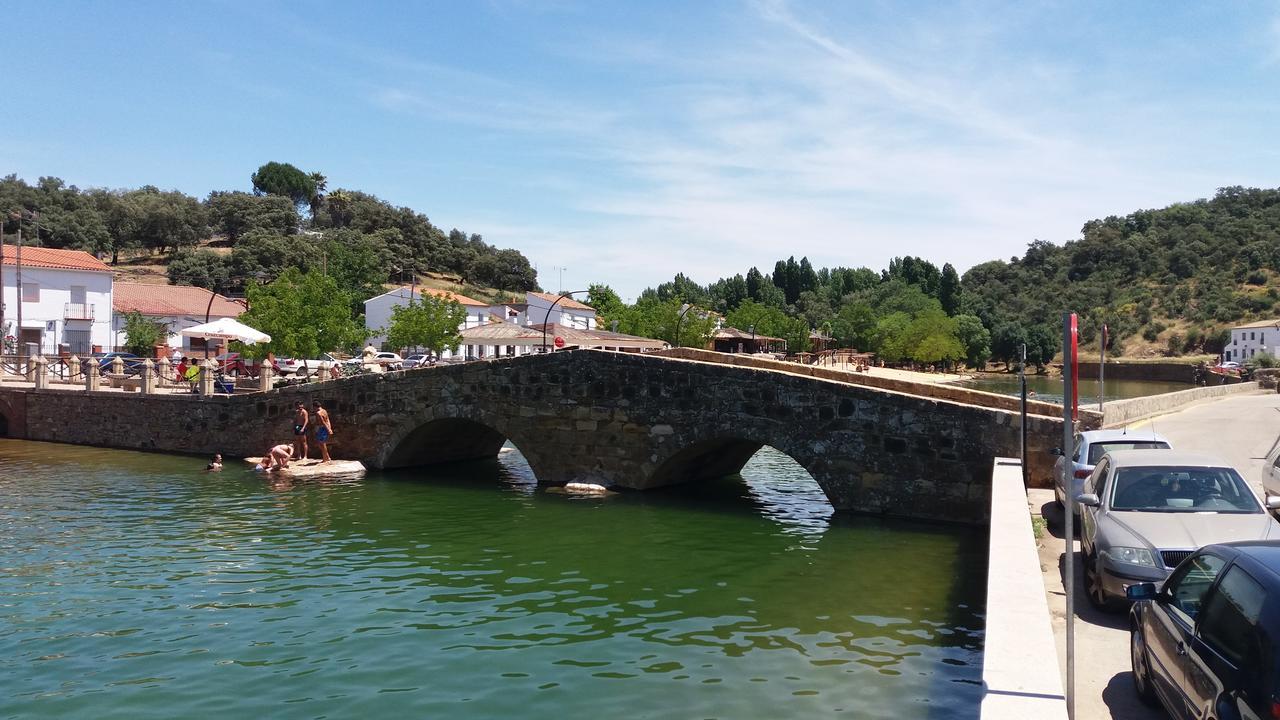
0, 350, 1070, 524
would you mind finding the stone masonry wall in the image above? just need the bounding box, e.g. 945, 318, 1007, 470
0, 350, 1072, 524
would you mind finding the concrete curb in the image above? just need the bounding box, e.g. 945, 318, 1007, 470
981, 458, 1068, 720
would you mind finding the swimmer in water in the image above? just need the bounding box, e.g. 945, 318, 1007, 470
206, 453, 223, 471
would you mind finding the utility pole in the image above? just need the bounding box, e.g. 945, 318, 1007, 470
0, 221, 6, 348
15, 225, 23, 355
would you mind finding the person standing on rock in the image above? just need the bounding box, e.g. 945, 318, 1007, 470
312, 400, 333, 463
293, 402, 310, 460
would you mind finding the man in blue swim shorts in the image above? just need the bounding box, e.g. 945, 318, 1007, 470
312, 400, 333, 463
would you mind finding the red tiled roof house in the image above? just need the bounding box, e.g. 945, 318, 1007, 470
1, 246, 113, 356
112, 282, 245, 354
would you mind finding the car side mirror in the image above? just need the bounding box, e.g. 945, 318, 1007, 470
1076, 493, 1101, 508
1126, 583, 1157, 601
1050, 447, 1063, 457
1267, 496, 1280, 510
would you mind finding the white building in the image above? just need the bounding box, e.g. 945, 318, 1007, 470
364, 286, 501, 354
0, 246, 113, 356
112, 282, 245, 354
1225, 319, 1279, 363
517, 292, 598, 330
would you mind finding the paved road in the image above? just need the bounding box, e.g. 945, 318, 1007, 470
1033, 391, 1280, 720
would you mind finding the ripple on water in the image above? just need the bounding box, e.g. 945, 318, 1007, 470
0, 440, 984, 718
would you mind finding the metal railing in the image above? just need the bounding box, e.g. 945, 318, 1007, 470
64, 302, 95, 320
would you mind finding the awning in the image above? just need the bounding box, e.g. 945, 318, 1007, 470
180, 317, 271, 345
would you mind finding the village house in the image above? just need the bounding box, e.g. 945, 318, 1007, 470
0, 246, 113, 356
1225, 318, 1279, 363
111, 282, 245, 355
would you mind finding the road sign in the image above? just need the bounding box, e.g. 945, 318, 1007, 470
553, 336, 565, 349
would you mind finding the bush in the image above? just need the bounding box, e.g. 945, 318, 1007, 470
1141, 322, 1164, 342
1165, 333, 1183, 356
1246, 270, 1268, 286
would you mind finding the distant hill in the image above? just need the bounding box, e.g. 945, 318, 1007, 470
960, 186, 1280, 357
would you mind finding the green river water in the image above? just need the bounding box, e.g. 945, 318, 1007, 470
0, 439, 985, 719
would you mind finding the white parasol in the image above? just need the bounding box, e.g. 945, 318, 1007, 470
180, 317, 271, 345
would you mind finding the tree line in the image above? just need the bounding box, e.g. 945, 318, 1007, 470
0, 162, 541, 300
586, 186, 1280, 369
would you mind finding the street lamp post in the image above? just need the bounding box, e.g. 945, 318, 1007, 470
541, 290, 589, 353
674, 303, 693, 348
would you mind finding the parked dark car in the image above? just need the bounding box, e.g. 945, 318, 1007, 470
1127, 541, 1280, 718
94, 352, 145, 374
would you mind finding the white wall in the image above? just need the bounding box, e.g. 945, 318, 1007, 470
1, 266, 112, 355
111, 312, 239, 353
524, 294, 597, 330
364, 288, 488, 354
1227, 324, 1277, 362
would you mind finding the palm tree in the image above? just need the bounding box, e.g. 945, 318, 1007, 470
308, 172, 327, 221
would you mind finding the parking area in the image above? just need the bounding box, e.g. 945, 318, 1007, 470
1033, 391, 1280, 719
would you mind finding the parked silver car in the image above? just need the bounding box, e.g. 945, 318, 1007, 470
1078, 450, 1280, 610
1263, 434, 1280, 502
1053, 429, 1171, 514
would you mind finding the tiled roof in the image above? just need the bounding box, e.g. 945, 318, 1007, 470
380, 285, 488, 307
114, 282, 245, 318
1234, 319, 1280, 329
714, 326, 784, 342
528, 291, 596, 312
0, 246, 111, 272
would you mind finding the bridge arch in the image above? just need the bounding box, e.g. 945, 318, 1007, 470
374, 411, 548, 482
645, 430, 841, 507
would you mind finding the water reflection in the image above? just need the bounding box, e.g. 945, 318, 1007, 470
0, 439, 984, 719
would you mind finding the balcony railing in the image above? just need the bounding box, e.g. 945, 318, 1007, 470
64, 302, 95, 321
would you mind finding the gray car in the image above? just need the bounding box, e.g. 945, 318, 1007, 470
1053, 429, 1170, 514
1077, 449, 1280, 610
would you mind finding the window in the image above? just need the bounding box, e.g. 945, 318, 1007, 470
22, 282, 39, 302
1072, 434, 1083, 462
1088, 440, 1170, 465
1199, 566, 1265, 665
1164, 553, 1228, 622
1251, 332, 1256, 341
1110, 466, 1262, 513
1086, 458, 1110, 496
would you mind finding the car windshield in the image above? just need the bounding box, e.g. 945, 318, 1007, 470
1110, 466, 1261, 513
1088, 440, 1170, 464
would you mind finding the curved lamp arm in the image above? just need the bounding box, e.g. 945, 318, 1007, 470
542, 290, 589, 353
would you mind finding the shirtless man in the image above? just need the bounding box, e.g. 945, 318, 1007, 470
266, 443, 294, 471
293, 402, 309, 460
312, 400, 333, 463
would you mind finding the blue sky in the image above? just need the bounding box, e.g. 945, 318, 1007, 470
2, 1, 1278, 300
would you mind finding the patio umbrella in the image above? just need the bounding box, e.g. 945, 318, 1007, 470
180, 318, 271, 358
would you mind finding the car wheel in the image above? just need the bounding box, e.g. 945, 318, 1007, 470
1130, 628, 1158, 706
1085, 551, 1117, 612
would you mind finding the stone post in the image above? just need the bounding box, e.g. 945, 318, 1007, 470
140, 359, 155, 394
259, 362, 274, 392
156, 357, 171, 387
25, 357, 38, 383
199, 359, 216, 396
67, 355, 81, 382
111, 355, 124, 377
85, 357, 100, 391
33, 356, 48, 389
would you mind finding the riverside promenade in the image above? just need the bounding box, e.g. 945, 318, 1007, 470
1033, 390, 1279, 720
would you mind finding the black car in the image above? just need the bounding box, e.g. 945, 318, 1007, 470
1127, 541, 1280, 719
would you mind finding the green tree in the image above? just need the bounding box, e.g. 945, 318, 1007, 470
206, 191, 299, 242
121, 311, 168, 356
900, 309, 964, 365
585, 284, 625, 323
384, 295, 468, 357
168, 249, 231, 289
953, 314, 992, 369
938, 263, 962, 315
251, 162, 317, 210
832, 302, 877, 349
237, 268, 366, 359
131, 188, 209, 254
